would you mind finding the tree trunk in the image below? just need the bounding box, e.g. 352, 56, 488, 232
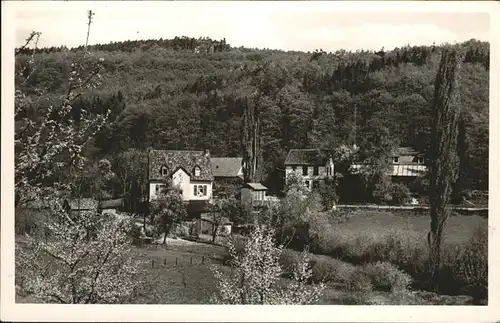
212, 225, 218, 242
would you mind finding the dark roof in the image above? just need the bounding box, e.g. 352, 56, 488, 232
391, 165, 427, 177
99, 198, 124, 209
24, 200, 52, 209
148, 150, 213, 181
285, 149, 328, 166
244, 183, 268, 191
211, 157, 243, 178
65, 198, 98, 211
391, 147, 423, 157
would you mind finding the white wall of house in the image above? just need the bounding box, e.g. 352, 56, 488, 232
149, 181, 166, 201
252, 190, 266, 201
172, 168, 191, 200
149, 180, 213, 201
285, 165, 333, 179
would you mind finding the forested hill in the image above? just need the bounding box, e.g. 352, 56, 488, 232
15, 37, 489, 193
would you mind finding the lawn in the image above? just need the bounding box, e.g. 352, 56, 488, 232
334, 210, 487, 245
126, 241, 350, 304
15, 211, 486, 305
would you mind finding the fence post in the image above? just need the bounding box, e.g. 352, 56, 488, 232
164, 258, 167, 266
190, 257, 193, 266
202, 255, 205, 264
176, 257, 178, 267
152, 260, 155, 268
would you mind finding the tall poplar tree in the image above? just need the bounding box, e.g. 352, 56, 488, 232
428, 46, 464, 289
241, 95, 263, 183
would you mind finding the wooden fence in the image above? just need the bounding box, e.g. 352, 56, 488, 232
149, 255, 208, 269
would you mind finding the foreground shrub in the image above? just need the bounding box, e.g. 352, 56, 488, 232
345, 267, 373, 293
211, 225, 325, 304
310, 255, 355, 285
390, 183, 411, 205
454, 224, 488, 299
16, 212, 144, 303
361, 261, 412, 293
310, 219, 428, 278
15, 208, 49, 238
440, 223, 488, 300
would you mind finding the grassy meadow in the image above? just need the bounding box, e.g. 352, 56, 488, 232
328, 210, 486, 245
16, 211, 487, 305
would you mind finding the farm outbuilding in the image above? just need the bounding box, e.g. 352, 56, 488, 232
241, 182, 268, 207
98, 198, 124, 215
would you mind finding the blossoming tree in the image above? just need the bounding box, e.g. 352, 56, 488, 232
15, 12, 143, 303
211, 225, 325, 304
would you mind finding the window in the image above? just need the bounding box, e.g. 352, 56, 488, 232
417, 157, 424, 164
156, 184, 166, 195
194, 166, 201, 177
393, 157, 399, 163
161, 165, 169, 176
292, 166, 297, 171
312, 180, 320, 189
302, 166, 308, 176
326, 166, 330, 176
313, 166, 319, 176
304, 180, 310, 189
194, 185, 207, 197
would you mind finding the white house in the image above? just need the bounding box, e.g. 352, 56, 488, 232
284, 149, 334, 190
351, 147, 427, 180
148, 149, 214, 202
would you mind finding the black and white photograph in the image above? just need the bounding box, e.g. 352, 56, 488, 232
1, 0, 499, 321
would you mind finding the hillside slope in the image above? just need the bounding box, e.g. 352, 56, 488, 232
15, 37, 489, 194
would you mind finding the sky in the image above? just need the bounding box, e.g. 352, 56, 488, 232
11, 1, 491, 52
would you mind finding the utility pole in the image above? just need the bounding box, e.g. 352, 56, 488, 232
84, 10, 95, 54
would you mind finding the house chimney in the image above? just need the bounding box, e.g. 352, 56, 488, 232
204, 149, 210, 157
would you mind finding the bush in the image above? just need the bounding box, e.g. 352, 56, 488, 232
309, 220, 429, 280
15, 208, 49, 237
279, 248, 299, 278
361, 261, 412, 293
129, 223, 142, 244
345, 268, 373, 293
171, 222, 190, 238
314, 178, 338, 210
309, 255, 355, 285
455, 224, 487, 299
390, 183, 411, 205
440, 224, 488, 300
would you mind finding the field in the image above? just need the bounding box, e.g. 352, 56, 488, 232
16, 211, 487, 305
332, 210, 487, 245
123, 212, 487, 304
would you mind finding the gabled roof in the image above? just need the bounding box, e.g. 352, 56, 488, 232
391, 165, 427, 177
99, 198, 124, 209
148, 150, 213, 181
211, 157, 243, 178
391, 147, 423, 157
65, 198, 98, 211
244, 183, 268, 191
285, 149, 328, 166
24, 200, 52, 209
350, 164, 427, 177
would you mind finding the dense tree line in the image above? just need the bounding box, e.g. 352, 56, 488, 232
15, 37, 489, 198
